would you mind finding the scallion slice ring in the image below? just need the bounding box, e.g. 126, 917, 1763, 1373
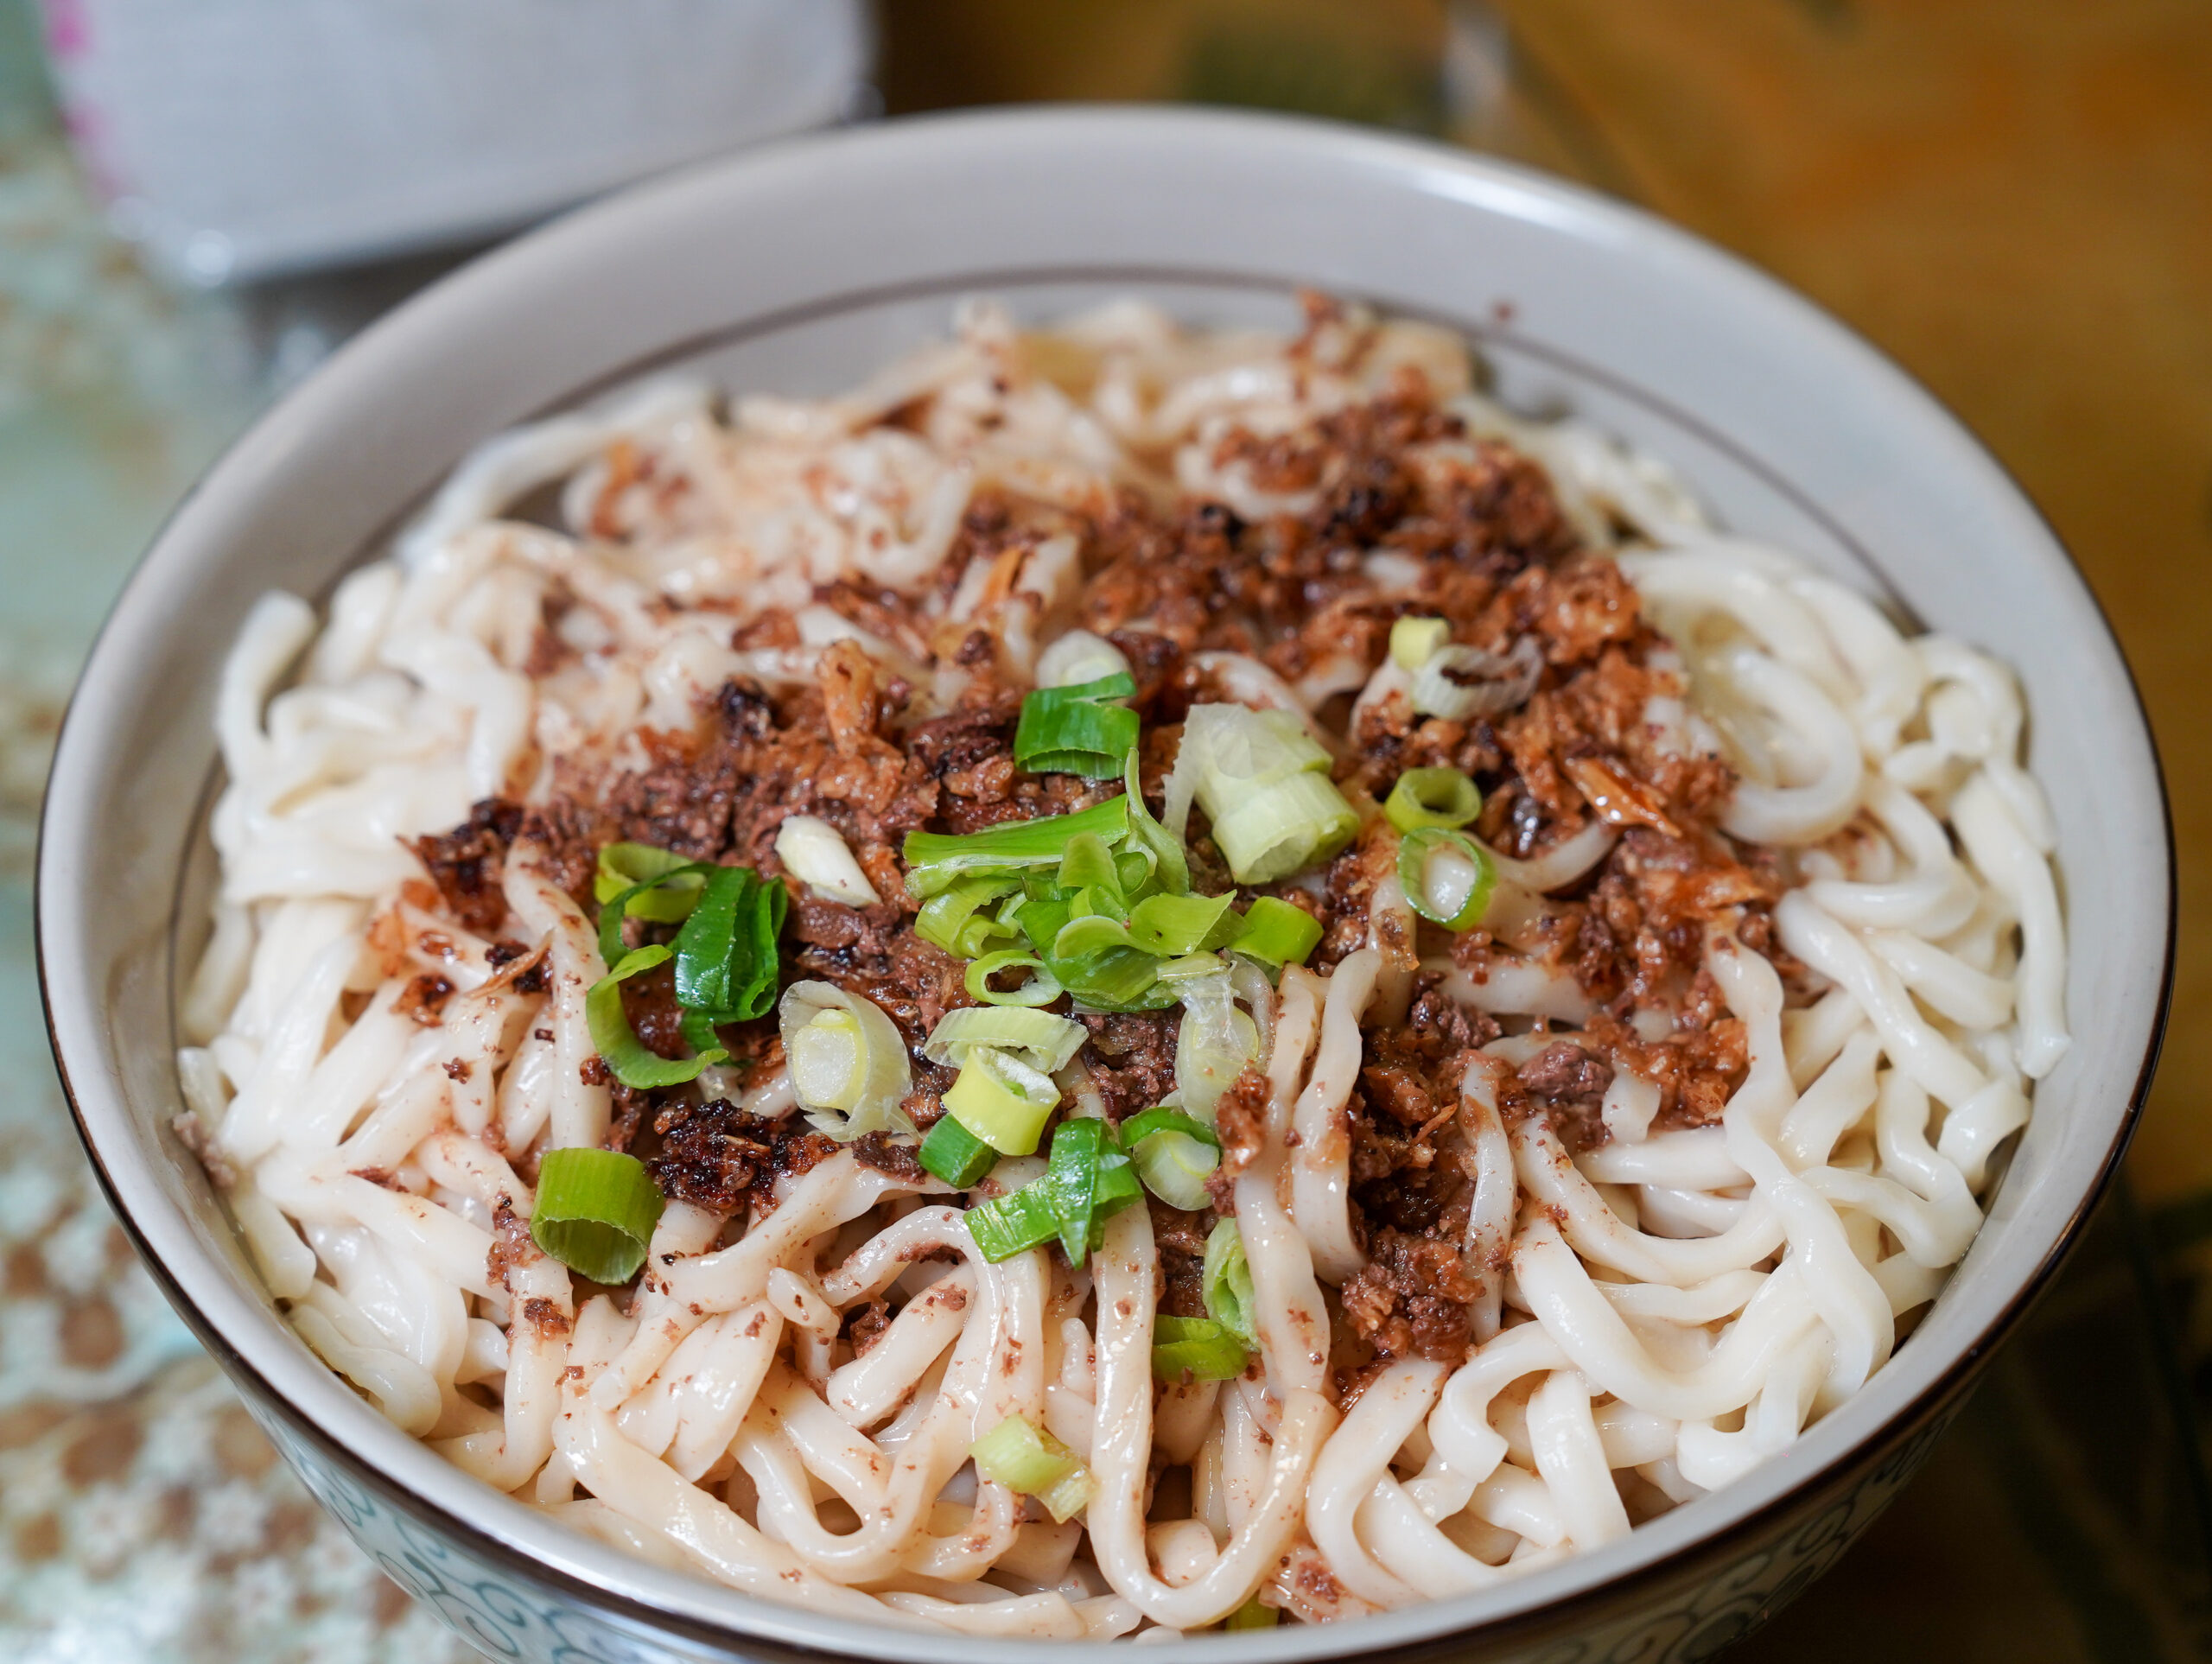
530, 1147, 666, 1285
1384, 766, 1483, 832
1397, 827, 1497, 931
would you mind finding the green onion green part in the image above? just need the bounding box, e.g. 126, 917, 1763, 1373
1203, 1218, 1258, 1347
969, 1415, 1096, 1523
529, 1146, 666, 1285
1383, 766, 1483, 833
914, 876, 1024, 959
1014, 672, 1140, 778
902, 796, 1133, 898
963, 1184, 1063, 1261
1227, 897, 1324, 970
1150, 1315, 1251, 1382
918, 1115, 998, 1188
671, 865, 787, 1024
593, 842, 705, 923
963, 949, 1065, 1008
583, 945, 728, 1089
1397, 827, 1497, 932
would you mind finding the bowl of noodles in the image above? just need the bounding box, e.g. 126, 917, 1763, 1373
37, 108, 2170, 1662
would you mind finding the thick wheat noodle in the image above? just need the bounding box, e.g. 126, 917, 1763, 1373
180, 302, 2068, 1635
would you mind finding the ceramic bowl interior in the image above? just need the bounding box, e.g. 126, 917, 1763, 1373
37, 108, 2171, 1662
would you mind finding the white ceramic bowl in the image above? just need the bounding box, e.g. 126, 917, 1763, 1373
37, 108, 2171, 1664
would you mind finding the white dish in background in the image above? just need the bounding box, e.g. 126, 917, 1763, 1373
37, 108, 2171, 1662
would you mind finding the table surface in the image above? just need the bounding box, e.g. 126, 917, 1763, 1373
3, 3, 2209, 1660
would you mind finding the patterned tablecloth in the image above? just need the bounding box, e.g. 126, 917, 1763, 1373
3, 3, 2209, 1661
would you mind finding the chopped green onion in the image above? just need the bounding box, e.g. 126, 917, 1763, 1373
1118, 1107, 1222, 1152
530, 1147, 666, 1284
1126, 891, 1240, 958
915, 877, 1024, 958
1122, 746, 1191, 897
1225, 1597, 1279, 1630
902, 797, 1132, 898
1207, 769, 1361, 886
1389, 615, 1451, 671
778, 981, 914, 1140
1037, 629, 1132, 689
788, 1008, 864, 1110
963, 949, 1065, 1008
1015, 672, 1140, 778
964, 1184, 1062, 1261
944, 1047, 1062, 1156
1174, 969, 1259, 1121
1056, 830, 1127, 899
594, 842, 703, 923
584, 945, 728, 1089
1227, 897, 1323, 970
1122, 1108, 1220, 1210
969, 1415, 1095, 1524
1150, 1316, 1250, 1383
1397, 828, 1497, 931
671, 866, 786, 1024
1047, 1115, 1109, 1263
924, 1007, 1086, 1075
1202, 1219, 1257, 1346
1384, 766, 1483, 833
918, 1115, 998, 1188
773, 815, 880, 907
963, 1120, 1140, 1263
596, 862, 709, 965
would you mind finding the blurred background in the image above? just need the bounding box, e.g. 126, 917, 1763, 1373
2, 2, 2208, 1659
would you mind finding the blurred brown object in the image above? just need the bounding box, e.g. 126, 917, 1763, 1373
883, 0, 2212, 1202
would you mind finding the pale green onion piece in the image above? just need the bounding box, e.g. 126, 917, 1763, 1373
593, 842, 703, 922
923, 1007, 1086, 1075
1122, 745, 1192, 897
915, 877, 1022, 958
1150, 1315, 1249, 1382
1126, 891, 1239, 958
1165, 702, 1332, 843
1227, 897, 1323, 970
1126, 1125, 1218, 1210
777, 981, 914, 1140
902, 796, 1132, 898
1037, 629, 1133, 689
1225, 1597, 1279, 1630
944, 1046, 1062, 1156
969, 1415, 1095, 1524
1383, 766, 1482, 833
1389, 615, 1451, 671
963, 949, 1065, 1008
1173, 969, 1259, 1120
1202, 1218, 1257, 1346
1056, 831, 1124, 898
1397, 827, 1497, 932
530, 1147, 666, 1285
773, 815, 880, 907
1207, 769, 1360, 886
1409, 640, 1541, 721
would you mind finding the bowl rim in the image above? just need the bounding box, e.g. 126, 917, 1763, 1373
35, 103, 2175, 1661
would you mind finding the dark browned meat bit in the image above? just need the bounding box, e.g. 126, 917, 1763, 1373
1077, 1010, 1180, 1122
1338, 1229, 1481, 1363
410, 797, 524, 933
844, 1299, 894, 1356
648, 1100, 774, 1215
852, 1131, 926, 1184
